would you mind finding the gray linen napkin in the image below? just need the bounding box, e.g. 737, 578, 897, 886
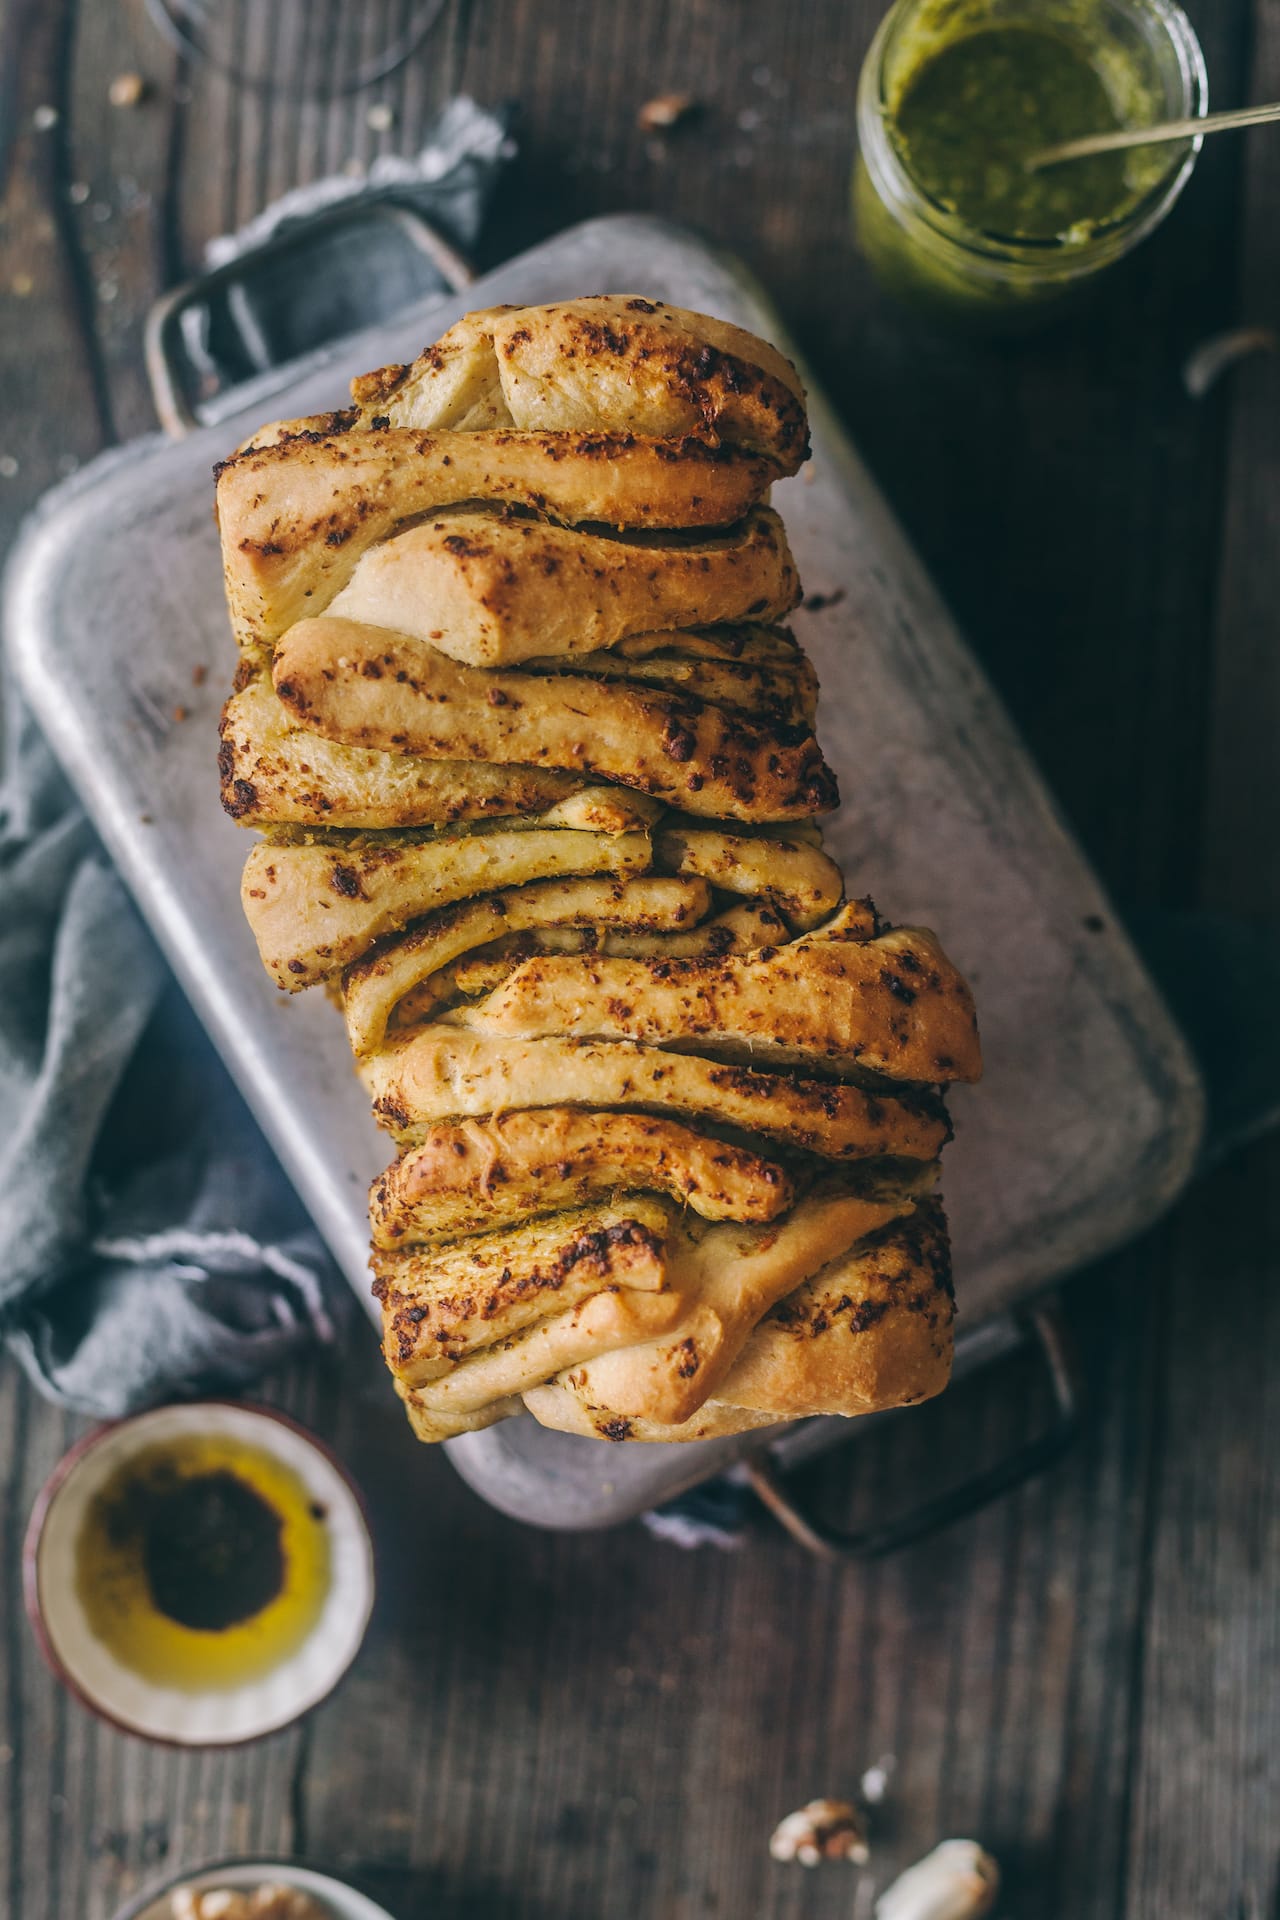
0, 689, 338, 1414
0, 99, 509, 1416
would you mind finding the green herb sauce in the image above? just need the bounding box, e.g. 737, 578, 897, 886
891, 26, 1134, 241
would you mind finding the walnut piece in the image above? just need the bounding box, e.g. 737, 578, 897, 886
170, 1885, 331, 1920
637, 92, 698, 133
108, 71, 147, 108
769, 1797, 870, 1867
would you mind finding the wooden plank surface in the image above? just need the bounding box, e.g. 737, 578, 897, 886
1, 2, 1276, 1917
1123, 4, 1280, 1912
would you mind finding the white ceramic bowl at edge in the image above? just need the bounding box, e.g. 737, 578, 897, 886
24, 1401, 376, 1746
113, 1856, 397, 1920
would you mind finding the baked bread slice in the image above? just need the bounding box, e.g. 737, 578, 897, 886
482, 298, 808, 464
394, 1380, 523, 1444
346, 304, 520, 433
339, 296, 809, 466
322, 506, 799, 669
217, 429, 782, 651
384, 903, 794, 1034
520, 1383, 778, 1443
455, 926, 982, 1083
543, 1177, 932, 1428
511, 788, 664, 834
241, 826, 653, 989
375, 1198, 674, 1386
521, 1202, 953, 1436
653, 825, 844, 927
342, 874, 715, 1056
271, 617, 836, 823
219, 673, 580, 829
522, 639, 818, 729
368, 1108, 796, 1248
715, 1201, 953, 1417
400, 1281, 689, 1420
364, 1028, 952, 1164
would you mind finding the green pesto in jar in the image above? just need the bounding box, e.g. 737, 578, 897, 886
890, 26, 1135, 241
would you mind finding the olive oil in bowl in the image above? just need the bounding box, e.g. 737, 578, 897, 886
75, 1432, 331, 1691
26, 1402, 375, 1744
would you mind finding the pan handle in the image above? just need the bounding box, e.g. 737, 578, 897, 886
744, 1302, 1079, 1562
144, 201, 473, 437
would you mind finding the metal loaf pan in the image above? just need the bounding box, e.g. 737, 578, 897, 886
4, 216, 1203, 1530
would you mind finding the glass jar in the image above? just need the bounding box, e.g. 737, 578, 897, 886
145, 0, 448, 95
853, 0, 1207, 327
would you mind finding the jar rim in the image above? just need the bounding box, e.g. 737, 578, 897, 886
856, 0, 1208, 281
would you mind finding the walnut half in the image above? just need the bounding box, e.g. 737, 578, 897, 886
769, 1797, 870, 1867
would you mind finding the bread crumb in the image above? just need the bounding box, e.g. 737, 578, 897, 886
637, 93, 698, 133
108, 72, 148, 108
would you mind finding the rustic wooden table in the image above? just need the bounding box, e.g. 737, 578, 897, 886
2, 4, 1277, 1917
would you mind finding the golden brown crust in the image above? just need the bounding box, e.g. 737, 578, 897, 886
610, 622, 805, 666
396, 1204, 953, 1441
391, 902, 793, 1028
271, 617, 837, 824
401, 1282, 688, 1418
716, 1201, 954, 1417
792, 897, 884, 944
375, 1199, 673, 1385
522, 639, 818, 729
520, 1206, 952, 1439
349, 306, 521, 428
363, 1028, 952, 1162
458, 927, 983, 1083
241, 827, 653, 990
368, 1108, 796, 1249
216, 429, 781, 650
530, 788, 664, 833
547, 1180, 931, 1427
218, 676, 580, 829
521, 1383, 778, 1443
323, 505, 800, 668
487, 298, 808, 469
343, 875, 713, 1056
654, 826, 844, 929
340, 296, 808, 468
236, 406, 362, 452
393, 1378, 521, 1442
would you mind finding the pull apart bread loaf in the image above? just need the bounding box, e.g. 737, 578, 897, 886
215, 295, 982, 1445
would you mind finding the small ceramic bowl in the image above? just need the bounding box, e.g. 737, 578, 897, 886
24, 1401, 375, 1746
112, 1856, 396, 1920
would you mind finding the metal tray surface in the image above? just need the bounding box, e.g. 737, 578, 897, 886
5, 216, 1203, 1527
